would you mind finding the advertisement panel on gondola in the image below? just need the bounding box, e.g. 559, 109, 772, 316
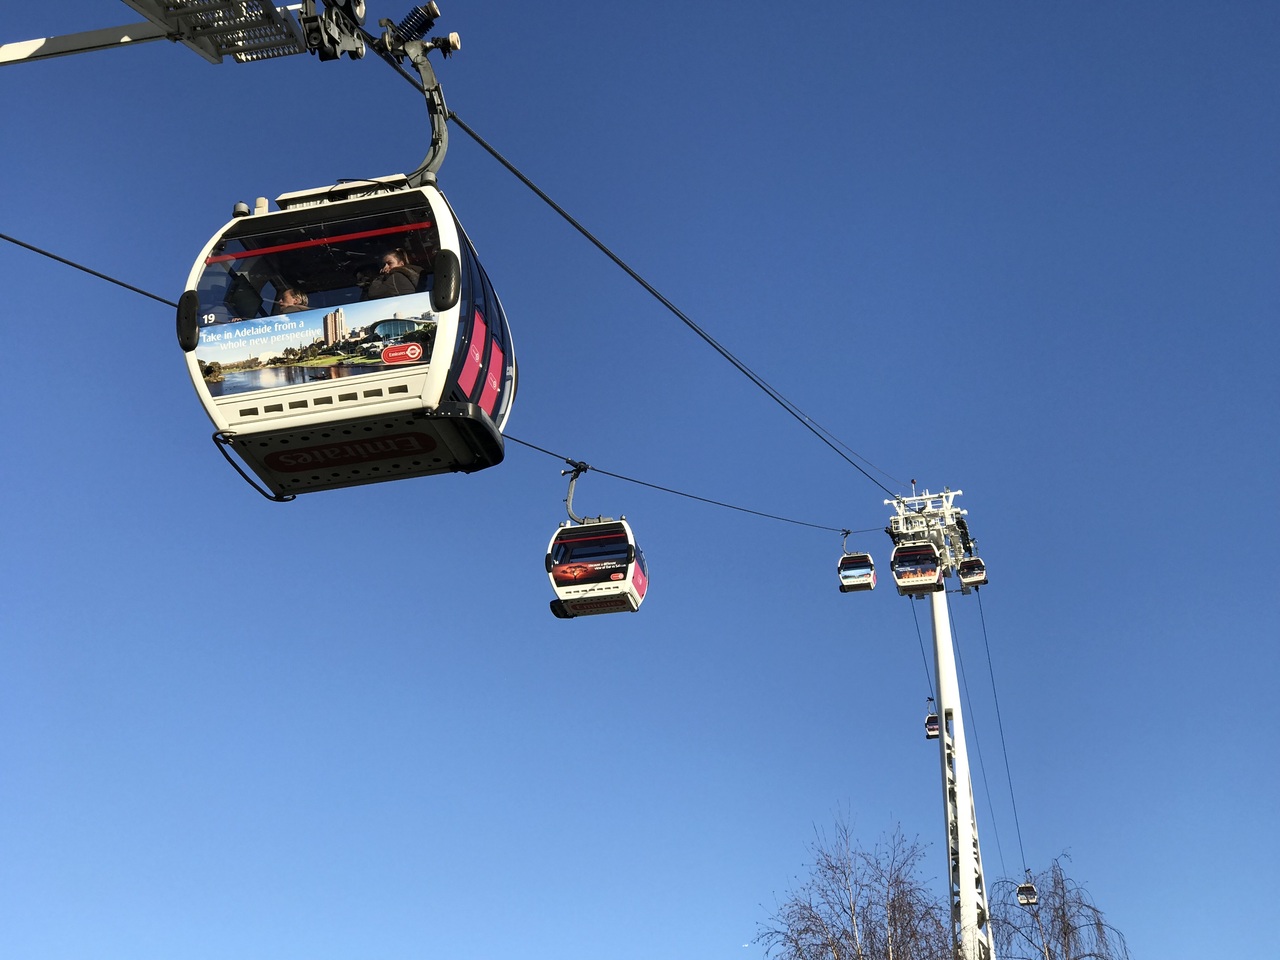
550, 555, 630, 588
549, 525, 633, 588
195, 296, 438, 397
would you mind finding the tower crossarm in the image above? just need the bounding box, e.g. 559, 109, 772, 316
884, 487, 970, 574
1, 2, 307, 67
121, 1, 307, 63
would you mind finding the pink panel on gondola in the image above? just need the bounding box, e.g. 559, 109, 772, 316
456, 310, 488, 396
479, 343, 504, 416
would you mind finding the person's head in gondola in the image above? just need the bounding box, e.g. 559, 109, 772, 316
275, 287, 309, 314
365, 249, 422, 300
381, 248, 412, 274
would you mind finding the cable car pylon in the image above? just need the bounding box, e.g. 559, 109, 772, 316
885, 488, 996, 960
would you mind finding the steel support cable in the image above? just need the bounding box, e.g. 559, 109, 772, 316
444, 111, 904, 498
506, 434, 875, 535
909, 600, 936, 702
977, 589, 1029, 873
346, 31, 907, 494
947, 594, 1008, 882
0, 232, 178, 308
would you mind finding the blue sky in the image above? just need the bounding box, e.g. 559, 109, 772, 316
1, 2, 1277, 958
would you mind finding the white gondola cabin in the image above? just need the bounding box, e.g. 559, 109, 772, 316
837, 552, 877, 592
177, 175, 516, 498
890, 542, 943, 596
925, 713, 940, 739
958, 556, 988, 589
546, 519, 649, 619
1017, 882, 1039, 907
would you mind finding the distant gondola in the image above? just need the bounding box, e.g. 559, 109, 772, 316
837, 552, 877, 593
546, 519, 649, 619
958, 556, 988, 589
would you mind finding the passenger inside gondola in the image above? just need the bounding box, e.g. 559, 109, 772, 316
198, 204, 445, 322
365, 249, 422, 300
273, 287, 309, 314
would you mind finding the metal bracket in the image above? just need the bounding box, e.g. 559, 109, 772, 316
212, 432, 296, 502
561, 461, 614, 525
1, 2, 307, 66
371, 9, 461, 186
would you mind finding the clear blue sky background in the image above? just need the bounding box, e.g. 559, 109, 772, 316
2, 3, 1277, 958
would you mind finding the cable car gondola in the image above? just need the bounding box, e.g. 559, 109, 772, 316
836, 533, 876, 594
175, 19, 515, 499
837, 552, 876, 592
835, 532, 875, 593
958, 556, 988, 589
545, 464, 649, 619
890, 542, 943, 596
1016, 880, 1039, 907
546, 519, 649, 619
924, 697, 939, 739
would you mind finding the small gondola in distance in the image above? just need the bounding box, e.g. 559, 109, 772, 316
957, 556, 988, 589
176, 174, 516, 498
889, 541, 944, 596
837, 552, 877, 593
546, 519, 649, 619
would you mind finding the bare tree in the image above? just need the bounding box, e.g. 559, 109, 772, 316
762, 820, 1132, 960
759, 819, 950, 960
988, 858, 1130, 960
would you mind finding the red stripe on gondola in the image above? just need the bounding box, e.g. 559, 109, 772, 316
553, 531, 627, 545
205, 221, 435, 265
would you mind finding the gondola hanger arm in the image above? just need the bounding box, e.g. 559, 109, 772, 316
368, 5, 460, 186
561, 461, 589, 524
561, 461, 614, 525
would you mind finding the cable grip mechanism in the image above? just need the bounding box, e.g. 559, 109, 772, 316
561, 461, 613, 525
